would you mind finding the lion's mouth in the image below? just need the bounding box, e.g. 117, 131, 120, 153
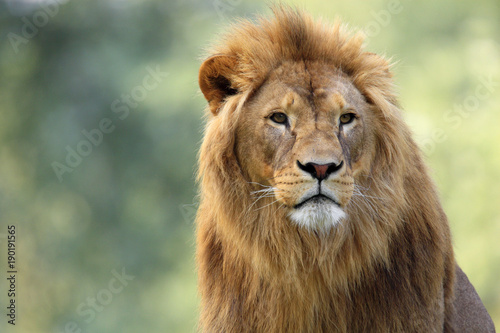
294, 194, 340, 209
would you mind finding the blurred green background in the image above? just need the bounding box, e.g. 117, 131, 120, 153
0, 0, 498, 332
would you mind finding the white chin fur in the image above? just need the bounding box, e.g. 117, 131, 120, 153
289, 202, 346, 232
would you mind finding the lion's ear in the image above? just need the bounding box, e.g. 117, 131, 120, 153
199, 55, 238, 115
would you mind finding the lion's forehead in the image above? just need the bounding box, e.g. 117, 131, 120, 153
257, 62, 365, 117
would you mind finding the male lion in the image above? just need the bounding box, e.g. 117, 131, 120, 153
196, 7, 495, 333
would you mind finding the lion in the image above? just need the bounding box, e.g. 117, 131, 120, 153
195, 7, 495, 333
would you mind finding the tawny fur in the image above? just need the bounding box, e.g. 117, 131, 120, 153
195, 7, 493, 333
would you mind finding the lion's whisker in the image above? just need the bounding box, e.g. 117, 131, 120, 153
352, 193, 382, 200
255, 198, 282, 211
251, 188, 277, 195
247, 186, 284, 212
248, 181, 274, 188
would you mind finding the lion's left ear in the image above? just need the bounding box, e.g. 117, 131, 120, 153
199, 55, 239, 115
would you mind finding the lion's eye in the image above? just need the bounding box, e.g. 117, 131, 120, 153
270, 112, 288, 125
339, 113, 356, 125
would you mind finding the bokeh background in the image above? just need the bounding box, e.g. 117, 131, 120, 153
0, 0, 498, 332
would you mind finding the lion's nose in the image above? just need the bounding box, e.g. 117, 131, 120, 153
297, 161, 344, 181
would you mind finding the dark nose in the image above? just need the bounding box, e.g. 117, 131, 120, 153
297, 161, 344, 181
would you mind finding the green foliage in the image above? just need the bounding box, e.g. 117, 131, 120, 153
0, 0, 498, 331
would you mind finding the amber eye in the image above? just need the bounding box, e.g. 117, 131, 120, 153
339, 113, 356, 125
270, 112, 288, 125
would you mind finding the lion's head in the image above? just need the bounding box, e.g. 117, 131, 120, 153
232, 62, 376, 230
198, 8, 408, 234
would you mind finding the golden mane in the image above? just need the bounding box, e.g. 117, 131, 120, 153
202, 7, 396, 106
195, 7, 461, 332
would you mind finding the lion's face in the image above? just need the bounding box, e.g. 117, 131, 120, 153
236, 61, 375, 230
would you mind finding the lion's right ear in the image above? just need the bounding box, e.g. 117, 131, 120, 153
199, 55, 238, 115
